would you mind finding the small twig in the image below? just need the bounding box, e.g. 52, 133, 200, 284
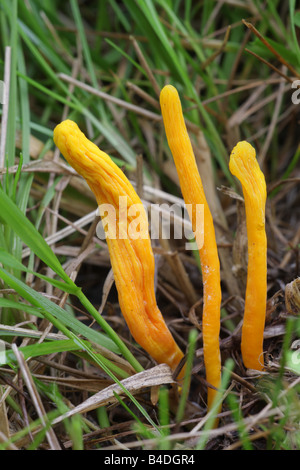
199, 78, 282, 106
244, 48, 295, 85
12, 344, 61, 450
224, 429, 271, 450
202, 0, 226, 36
228, 82, 291, 128
21, 209, 100, 259
17, 370, 33, 444
201, 25, 231, 70
258, 71, 287, 165
226, 368, 257, 394
226, 26, 252, 96
279, 227, 300, 270
58, 73, 161, 121
59, 74, 201, 134
243, 20, 300, 78
267, 177, 300, 193
49, 50, 83, 255
228, 82, 267, 128
126, 81, 160, 110
130, 36, 161, 97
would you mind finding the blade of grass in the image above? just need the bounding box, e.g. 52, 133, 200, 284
0, 46, 11, 170
13, 35, 35, 265
269, 145, 300, 198
0, 339, 85, 365
12, 344, 61, 449
0, 266, 119, 353
63, 340, 161, 433
0, 183, 74, 284
76, 290, 144, 373
0, 264, 143, 372
0, 298, 44, 318
226, 392, 254, 450
129, 0, 235, 185
49, 383, 86, 450
16, 24, 137, 166
289, 0, 300, 67
0, 178, 143, 369
135, 0, 191, 88
3, 0, 17, 173
0, 408, 61, 450
0, 247, 80, 295
158, 386, 171, 450
195, 358, 234, 449
0, 335, 129, 379
70, 0, 98, 90
175, 328, 197, 424
97, 406, 110, 429
105, 38, 149, 78
113, 391, 157, 440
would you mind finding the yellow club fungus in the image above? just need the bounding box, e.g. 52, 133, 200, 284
160, 85, 222, 409
229, 141, 267, 371
53, 119, 184, 378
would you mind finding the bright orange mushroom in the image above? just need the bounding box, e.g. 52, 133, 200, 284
53, 119, 184, 378
160, 85, 222, 409
229, 141, 267, 370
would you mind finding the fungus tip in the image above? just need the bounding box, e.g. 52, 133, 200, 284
160, 84, 178, 101
229, 141, 266, 202
229, 140, 256, 174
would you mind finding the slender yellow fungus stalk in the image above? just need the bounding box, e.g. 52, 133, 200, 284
229, 141, 267, 370
160, 85, 222, 409
54, 119, 184, 377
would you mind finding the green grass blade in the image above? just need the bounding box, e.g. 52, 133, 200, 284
158, 386, 171, 450
70, 0, 98, 89
0, 247, 81, 295
196, 359, 235, 449
0, 266, 120, 353
0, 338, 82, 365
226, 392, 254, 450
176, 328, 197, 424
289, 0, 300, 66
3, 0, 17, 171
0, 184, 73, 284
0, 298, 43, 318
113, 391, 157, 440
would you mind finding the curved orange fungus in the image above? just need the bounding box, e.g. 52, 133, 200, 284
54, 120, 184, 378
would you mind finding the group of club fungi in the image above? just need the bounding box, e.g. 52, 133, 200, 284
53, 84, 268, 417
